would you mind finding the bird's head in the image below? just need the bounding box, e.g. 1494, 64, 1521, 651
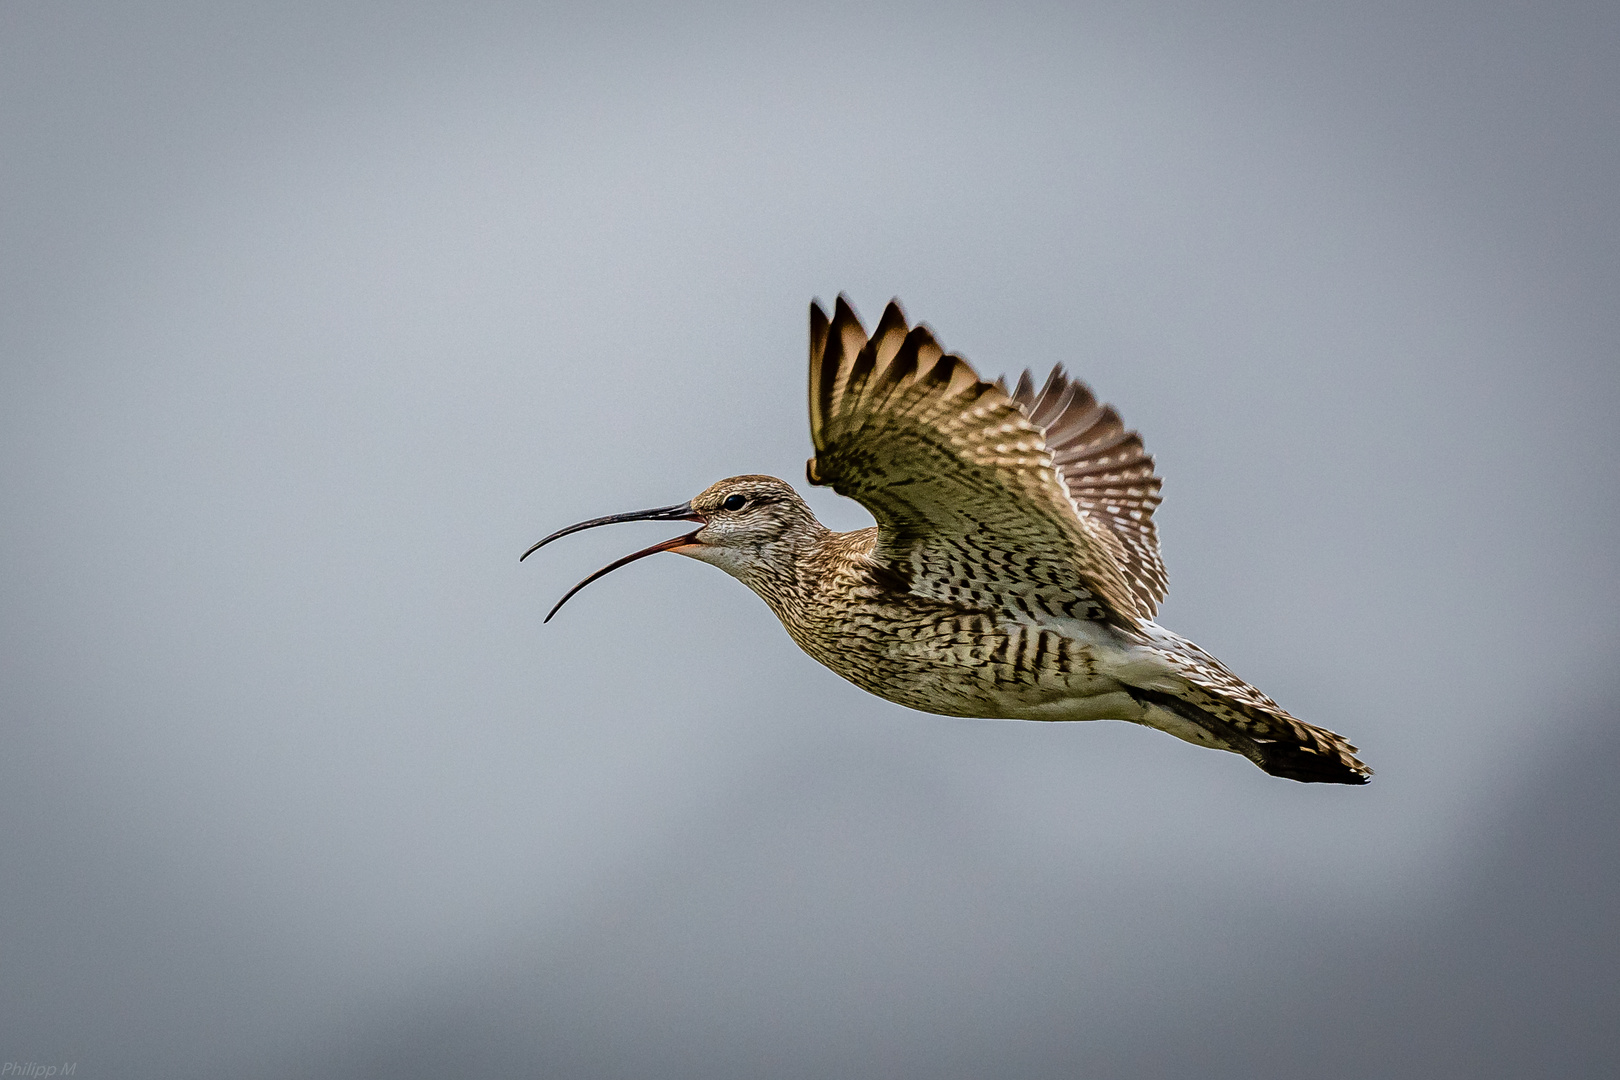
522, 474, 823, 621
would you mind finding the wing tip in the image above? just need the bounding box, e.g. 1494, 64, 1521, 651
878, 297, 907, 330
808, 300, 832, 450
833, 293, 864, 331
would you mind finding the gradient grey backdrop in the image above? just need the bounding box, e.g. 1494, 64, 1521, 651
3, 3, 1617, 1077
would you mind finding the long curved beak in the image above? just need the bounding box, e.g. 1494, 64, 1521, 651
520, 501, 706, 623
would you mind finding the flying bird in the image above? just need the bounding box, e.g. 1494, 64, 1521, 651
524, 298, 1370, 784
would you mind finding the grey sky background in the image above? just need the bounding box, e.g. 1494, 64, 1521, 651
1, 2, 1616, 1076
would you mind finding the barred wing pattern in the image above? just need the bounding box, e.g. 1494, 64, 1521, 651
806, 297, 1148, 626
1003, 368, 1168, 617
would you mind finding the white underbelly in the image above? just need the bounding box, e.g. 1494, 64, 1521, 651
1000, 690, 1145, 723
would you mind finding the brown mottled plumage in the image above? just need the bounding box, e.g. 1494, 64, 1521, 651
524, 297, 1370, 784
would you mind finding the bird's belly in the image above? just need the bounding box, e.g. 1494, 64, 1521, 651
991, 690, 1145, 723
797, 610, 1172, 722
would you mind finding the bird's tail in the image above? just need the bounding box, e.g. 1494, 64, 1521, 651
1125, 624, 1371, 784
1131, 686, 1371, 784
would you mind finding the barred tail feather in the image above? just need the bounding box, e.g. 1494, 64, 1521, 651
1130, 687, 1372, 785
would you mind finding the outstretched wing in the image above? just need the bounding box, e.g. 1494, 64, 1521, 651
1003, 367, 1168, 616
806, 297, 1148, 626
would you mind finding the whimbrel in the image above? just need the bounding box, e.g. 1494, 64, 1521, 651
524, 298, 1370, 784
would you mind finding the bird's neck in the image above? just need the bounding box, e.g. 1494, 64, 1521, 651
714, 518, 834, 626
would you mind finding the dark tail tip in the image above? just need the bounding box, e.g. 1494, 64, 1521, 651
1259, 742, 1373, 785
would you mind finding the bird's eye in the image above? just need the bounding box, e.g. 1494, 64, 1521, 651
722, 494, 747, 511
